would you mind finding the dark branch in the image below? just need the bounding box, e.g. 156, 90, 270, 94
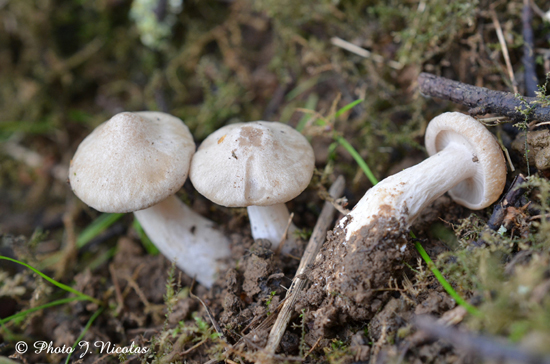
414, 315, 550, 364
418, 73, 550, 122
472, 174, 527, 247
487, 174, 527, 231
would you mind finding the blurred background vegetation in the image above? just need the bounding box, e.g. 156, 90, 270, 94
1, 0, 500, 232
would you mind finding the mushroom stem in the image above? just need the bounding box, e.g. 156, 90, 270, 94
344, 143, 476, 240
247, 203, 297, 252
133, 195, 231, 288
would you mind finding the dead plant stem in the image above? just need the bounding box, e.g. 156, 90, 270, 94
490, 9, 518, 93
264, 175, 346, 354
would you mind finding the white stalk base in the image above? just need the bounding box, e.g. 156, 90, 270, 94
134, 195, 231, 288
247, 204, 297, 253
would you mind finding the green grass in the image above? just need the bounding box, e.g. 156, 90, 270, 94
0, 256, 104, 361
0, 296, 88, 325
64, 307, 104, 364
0, 256, 100, 306
133, 218, 160, 255
297, 98, 379, 186
414, 240, 480, 316
77, 213, 124, 249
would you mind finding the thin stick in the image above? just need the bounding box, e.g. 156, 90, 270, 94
180, 337, 208, 355
57, 203, 79, 279
497, 130, 515, 172
125, 276, 154, 312
478, 116, 509, 124
304, 337, 322, 359
264, 175, 346, 353
491, 9, 518, 94
190, 291, 227, 343
530, 214, 550, 221
330, 37, 402, 70
529, 0, 548, 21
109, 263, 125, 316
274, 212, 295, 256
486, 174, 527, 231
503, 146, 515, 172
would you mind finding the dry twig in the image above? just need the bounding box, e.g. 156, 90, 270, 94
486, 174, 527, 231
264, 175, 346, 353
109, 263, 125, 316
418, 73, 550, 122
190, 291, 227, 343
274, 212, 295, 256
490, 9, 518, 94
330, 37, 402, 70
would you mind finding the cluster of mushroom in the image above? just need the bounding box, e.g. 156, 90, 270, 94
300, 112, 507, 324
69, 112, 314, 287
70, 110, 506, 295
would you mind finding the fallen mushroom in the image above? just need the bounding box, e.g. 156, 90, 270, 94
298, 112, 506, 326
69, 111, 231, 287
189, 121, 315, 253
343, 111, 507, 241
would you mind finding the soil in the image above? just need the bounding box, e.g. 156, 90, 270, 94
2, 1, 550, 363
297, 215, 412, 332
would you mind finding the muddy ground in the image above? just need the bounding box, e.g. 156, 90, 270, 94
2, 0, 550, 363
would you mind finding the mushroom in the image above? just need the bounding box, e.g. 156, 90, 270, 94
343, 111, 507, 240
69, 111, 231, 287
189, 121, 315, 252
299, 112, 507, 324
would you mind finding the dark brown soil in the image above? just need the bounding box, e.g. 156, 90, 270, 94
297, 214, 413, 338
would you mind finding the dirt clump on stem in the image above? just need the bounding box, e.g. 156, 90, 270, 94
297, 213, 413, 339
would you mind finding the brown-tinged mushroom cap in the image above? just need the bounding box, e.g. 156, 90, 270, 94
69, 111, 195, 213
189, 121, 315, 207
424, 112, 506, 210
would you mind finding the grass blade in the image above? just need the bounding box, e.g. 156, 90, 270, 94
132, 219, 159, 255
335, 135, 378, 186
0, 297, 86, 325
87, 246, 118, 271
414, 240, 481, 316
64, 307, 104, 364
77, 213, 124, 248
285, 76, 321, 102
296, 94, 319, 132
334, 99, 363, 118
0, 256, 101, 305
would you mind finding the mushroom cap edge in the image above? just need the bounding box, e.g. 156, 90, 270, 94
424, 112, 507, 210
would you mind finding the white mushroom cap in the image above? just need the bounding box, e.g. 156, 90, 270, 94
189, 121, 315, 207
425, 112, 507, 210
69, 111, 195, 213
